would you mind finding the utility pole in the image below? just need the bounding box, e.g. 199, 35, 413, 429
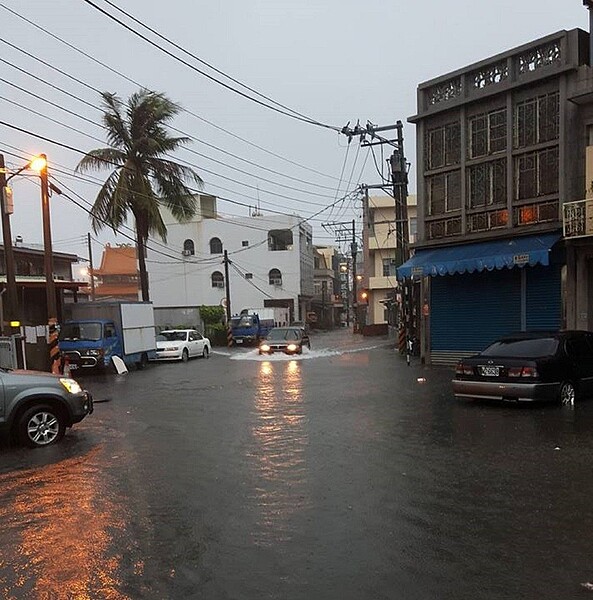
351, 219, 359, 332
223, 249, 233, 347
87, 232, 96, 301
0, 154, 17, 334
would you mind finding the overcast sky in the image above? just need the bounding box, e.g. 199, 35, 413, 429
0, 0, 587, 264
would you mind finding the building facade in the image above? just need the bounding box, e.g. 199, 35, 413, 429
92, 243, 139, 301
362, 195, 417, 327
400, 29, 590, 364
146, 196, 314, 322
312, 245, 342, 328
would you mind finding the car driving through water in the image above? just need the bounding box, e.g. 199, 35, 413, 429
258, 326, 311, 356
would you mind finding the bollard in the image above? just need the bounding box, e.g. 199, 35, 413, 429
227, 327, 233, 348
48, 318, 61, 374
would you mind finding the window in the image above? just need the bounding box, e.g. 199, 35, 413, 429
211, 271, 224, 288
382, 259, 397, 277
427, 171, 461, 215
426, 122, 460, 170
242, 240, 249, 247
268, 229, 293, 251
468, 109, 506, 159
183, 239, 195, 256
104, 324, 116, 339
244, 273, 253, 279
468, 159, 507, 208
409, 217, 418, 238
515, 148, 558, 200
269, 268, 282, 286
209, 237, 223, 254
514, 92, 559, 148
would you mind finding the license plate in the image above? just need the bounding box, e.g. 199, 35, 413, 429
235, 339, 243, 344
69, 364, 78, 370
481, 366, 499, 377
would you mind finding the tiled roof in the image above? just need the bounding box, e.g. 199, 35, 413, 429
94, 244, 137, 276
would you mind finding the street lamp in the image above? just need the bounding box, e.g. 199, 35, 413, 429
0, 153, 47, 334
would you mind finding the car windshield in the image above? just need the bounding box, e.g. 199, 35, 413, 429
59, 322, 102, 342
266, 328, 300, 341
481, 337, 559, 358
157, 331, 188, 342
231, 316, 253, 327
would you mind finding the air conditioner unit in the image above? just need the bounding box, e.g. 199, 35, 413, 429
215, 281, 224, 288
271, 279, 282, 286
182, 249, 192, 256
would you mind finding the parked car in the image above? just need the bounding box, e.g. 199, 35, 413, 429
452, 330, 593, 404
154, 329, 211, 362
0, 369, 93, 448
259, 327, 311, 356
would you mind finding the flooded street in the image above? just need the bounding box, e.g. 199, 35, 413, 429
2, 329, 593, 599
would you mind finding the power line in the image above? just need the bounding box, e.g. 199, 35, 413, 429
80, 0, 341, 132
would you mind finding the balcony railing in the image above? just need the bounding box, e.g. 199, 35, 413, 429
563, 198, 593, 239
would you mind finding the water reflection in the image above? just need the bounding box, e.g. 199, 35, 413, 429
248, 360, 310, 546
0, 448, 130, 599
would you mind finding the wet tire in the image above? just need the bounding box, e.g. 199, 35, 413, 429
202, 346, 210, 359
559, 381, 576, 406
18, 404, 66, 448
181, 348, 189, 363
136, 352, 148, 370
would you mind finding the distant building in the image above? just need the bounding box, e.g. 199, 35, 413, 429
361, 195, 417, 327
312, 246, 341, 328
92, 244, 139, 301
146, 195, 314, 322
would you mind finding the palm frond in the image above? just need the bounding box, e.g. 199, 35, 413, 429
76, 148, 126, 173
101, 92, 131, 150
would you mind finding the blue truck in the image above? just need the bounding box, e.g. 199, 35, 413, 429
58, 301, 156, 371
230, 307, 289, 346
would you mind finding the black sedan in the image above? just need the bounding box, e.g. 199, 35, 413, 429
452, 331, 593, 405
258, 327, 311, 355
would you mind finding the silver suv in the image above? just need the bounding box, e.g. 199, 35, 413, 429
0, 369, 93, 448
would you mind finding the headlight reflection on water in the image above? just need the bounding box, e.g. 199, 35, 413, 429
251, 359, 310, 546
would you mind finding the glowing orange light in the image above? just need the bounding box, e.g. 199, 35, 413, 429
29, 156, 47, 172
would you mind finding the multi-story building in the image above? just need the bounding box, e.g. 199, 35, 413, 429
399, 28, 593, 364
147, 195, 314, 322
312, 245, 341, 328
362, 194, 417, 327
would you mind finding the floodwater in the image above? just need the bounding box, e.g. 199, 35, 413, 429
2, 330, 593, 599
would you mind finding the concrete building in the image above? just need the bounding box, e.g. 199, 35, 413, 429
362, 195, 417, 327
400, 28, 593, 364
146, 195, 314, 322
312, 245, 342, 328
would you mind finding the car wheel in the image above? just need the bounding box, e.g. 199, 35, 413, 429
559, 381, 576, 406
202, 346, 210, 359
136, 352, 148, 370
181, 348, 189, 363
18, 404, 66, 448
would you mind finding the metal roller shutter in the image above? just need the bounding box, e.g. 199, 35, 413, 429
526, 264, 562, 330
431, 269, 521, 359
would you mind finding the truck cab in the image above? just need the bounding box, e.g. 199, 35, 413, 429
58, 319, 122, 371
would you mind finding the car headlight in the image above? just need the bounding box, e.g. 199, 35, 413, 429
87, 349, 103, 356
286, 343, 297, 352
60, 378, 82, 394
260, 344, 270, 352
168, 347, 179, 351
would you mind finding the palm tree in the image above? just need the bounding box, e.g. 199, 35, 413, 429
77, 89, 203, 301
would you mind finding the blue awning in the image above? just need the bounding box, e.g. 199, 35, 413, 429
397, 232, 561, 278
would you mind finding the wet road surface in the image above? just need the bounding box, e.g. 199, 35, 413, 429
2, 330, 593, 599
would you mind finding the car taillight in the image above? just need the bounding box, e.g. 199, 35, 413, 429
455, 362, 473, 376
508, 366, 538, 378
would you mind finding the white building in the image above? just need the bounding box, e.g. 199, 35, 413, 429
147, 195, 314, 321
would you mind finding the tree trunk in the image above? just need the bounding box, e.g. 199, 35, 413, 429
136, 229, 150, 302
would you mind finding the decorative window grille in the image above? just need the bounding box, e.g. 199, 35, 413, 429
211, 271, 224, 288
468, 109, 506, 159
209, 237, 223, 254
513, 201, 559, 226
427, 171, 461, 215
517, 41, 561, 74
468, 159, 507, 208
471, 62, 509, 89
427, 77, 462, 106
427, 217, 461, 240
515, 148, 559, 200
514, 92, 559, 148
268, 268, 282, 286
426, 122, 460, 170
467, 209, 508, 233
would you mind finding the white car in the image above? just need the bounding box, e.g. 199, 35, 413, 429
154, 329, 211, 362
